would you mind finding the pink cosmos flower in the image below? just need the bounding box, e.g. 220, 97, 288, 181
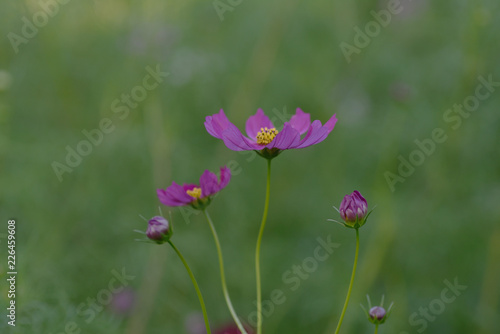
157, 166, 231, 210
204, 108, 337, 159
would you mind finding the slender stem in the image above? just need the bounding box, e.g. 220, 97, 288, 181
203, 210, 248, 334
374, 324, 379, 334
334, 228, 360, 334
167, 240, 211, 334
256, 159, 272, 334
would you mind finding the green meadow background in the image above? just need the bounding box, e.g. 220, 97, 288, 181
1, 0, 499, 333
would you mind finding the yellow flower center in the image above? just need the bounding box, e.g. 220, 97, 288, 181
186, 187, 202, 199
256, 127, 279, 145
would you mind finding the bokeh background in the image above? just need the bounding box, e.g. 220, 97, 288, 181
1, 0, 499, 333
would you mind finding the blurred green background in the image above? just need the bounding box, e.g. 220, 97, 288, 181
1, 0, 499, 333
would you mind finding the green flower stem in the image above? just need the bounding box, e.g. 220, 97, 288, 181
203, 210, 248, 334
256, 159, 272, 334
167, 240, 211, 334
334, 228, 360, 334
374, 324, 379, 334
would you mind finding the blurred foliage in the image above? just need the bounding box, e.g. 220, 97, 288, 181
1, 0, 499, 333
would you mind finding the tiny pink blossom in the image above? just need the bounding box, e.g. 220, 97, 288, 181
157, 166, 231, 208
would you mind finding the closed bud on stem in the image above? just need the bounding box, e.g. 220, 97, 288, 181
369, 306, 386, 321
332, 190, 373, 229
361, 295, 393, 326
146, 216, 172, 243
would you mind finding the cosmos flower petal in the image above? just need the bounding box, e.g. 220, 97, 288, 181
245, 108, 275, 139
293, 120, 322, 148
289, 108, 311, 135
157, 189, 182, 206
218, 166, 231, 190
157, 182, 194, 207
221, 124, 262, 151
183, 184, 199, 192
200, 169, 219, 197
168, 182, 195, 202
296, 115, 337, 148
205, 109, 232, 139
297, 127, 330, 148
325, 113, 338, 131
267, 122, 301, 149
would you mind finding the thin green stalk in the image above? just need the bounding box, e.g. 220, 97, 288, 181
256, 159, 272, 334
168, 240, 211, 334
374, 324, 379, 334
203, 210, 248, 334
334, 228, 360, 334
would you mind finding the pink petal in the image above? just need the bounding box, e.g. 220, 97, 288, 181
267, 122, 301, 149
221, 124, 262, 151
205, 109, 232, 139
295, 115, 337, 149
218, 166, 231, 190
324, 113, 338, 131
157, 182, 194, 207
297, 126, 330, 148
290, 120, 321, 148
200, 170, 219, 197
245, 109, 275, 140
183, 184, 199, 192
289, 108, 311, 135
157, 189, 181, 206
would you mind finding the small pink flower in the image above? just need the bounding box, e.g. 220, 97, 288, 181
109, 288, 136, 316
157, 166, 231, 209
204, 108, 337, 159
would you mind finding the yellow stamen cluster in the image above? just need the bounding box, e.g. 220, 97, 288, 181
256, 127, 279, 145
186, 187, 202, 199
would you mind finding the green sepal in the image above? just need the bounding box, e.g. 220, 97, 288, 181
190, 196, 212, 210
329, 207, 376, 230
256, 148, 281, 160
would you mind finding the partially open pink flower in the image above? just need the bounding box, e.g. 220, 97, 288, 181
205, 108, 337, 159
157, 166, 231, 210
